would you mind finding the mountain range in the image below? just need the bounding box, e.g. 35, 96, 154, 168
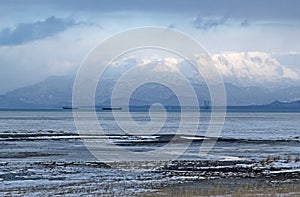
0, 75, 300, 109
1, 51, 300, 109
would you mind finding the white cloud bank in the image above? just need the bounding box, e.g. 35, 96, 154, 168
212, 52, 300, 87
109, 52, 300, 89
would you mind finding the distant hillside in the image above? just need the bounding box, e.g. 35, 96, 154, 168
0, 76, 73, 108
266, 100, 300, 108
227, 100, 300, 112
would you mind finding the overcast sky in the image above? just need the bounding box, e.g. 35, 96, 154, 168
0, 0, 300, 93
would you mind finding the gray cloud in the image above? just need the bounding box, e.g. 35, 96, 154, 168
0, 16, 78, 46
5, 0, 298, 19
2, 0, 300, 23
241, 19, 250, 27
167, 24, 176, 29
193, 15, 229, 30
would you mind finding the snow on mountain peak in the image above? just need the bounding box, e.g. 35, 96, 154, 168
212, 52, 300, 87
105, 52, 299, 88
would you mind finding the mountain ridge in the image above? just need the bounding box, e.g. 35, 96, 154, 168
0, 75, 300, 109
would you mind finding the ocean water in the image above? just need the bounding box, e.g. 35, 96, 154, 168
0, 110, 300, 162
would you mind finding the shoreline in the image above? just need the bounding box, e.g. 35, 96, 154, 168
1, 158, 300, 196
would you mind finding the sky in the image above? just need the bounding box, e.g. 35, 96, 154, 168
0, 0, 300, 94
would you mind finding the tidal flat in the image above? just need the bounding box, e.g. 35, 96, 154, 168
1, 111, 300, 196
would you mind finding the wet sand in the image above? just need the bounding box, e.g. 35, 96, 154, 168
1, 154, 300, 195
1, 132, 300, 196
158, 177, 300, 196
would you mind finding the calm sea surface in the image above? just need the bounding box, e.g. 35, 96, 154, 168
0, 110, 299, 161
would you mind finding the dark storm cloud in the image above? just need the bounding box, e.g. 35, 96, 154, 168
168, 24, 176, 29
1, 1, 299, 31
0, 16, 78, 46
2, 0, 299, 21
241, 19, 250, 27
60, 0, 300, 19
193, 15, 229, 30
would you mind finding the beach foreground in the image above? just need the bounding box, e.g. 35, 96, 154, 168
1, 111, 300, 196
1, 159, 300, 196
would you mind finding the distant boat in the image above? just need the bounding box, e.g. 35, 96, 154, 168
101, 107, 122, 111
62, 107, 78, 110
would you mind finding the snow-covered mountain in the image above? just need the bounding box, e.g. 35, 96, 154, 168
212, 52, 300, 88
0, 75, 300, 108
0, 51, 300, 108
109, 51, 300, 88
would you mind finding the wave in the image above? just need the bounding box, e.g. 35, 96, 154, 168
1, 132, 299, 144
